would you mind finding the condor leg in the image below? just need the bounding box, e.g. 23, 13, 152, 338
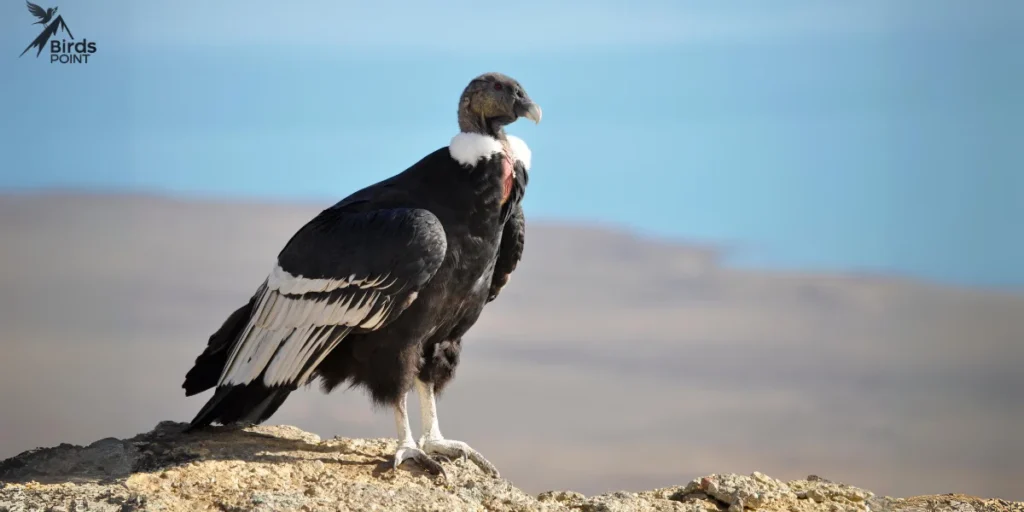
415, 379, 500, 477
392, 391, 445, 477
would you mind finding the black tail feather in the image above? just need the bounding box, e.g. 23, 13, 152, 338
182, 295, 258, 397
185, 383, 294, 432
183, 286, 298, 433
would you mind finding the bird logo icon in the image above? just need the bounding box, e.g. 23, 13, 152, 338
26, 1, 57, 25
20, 1, 74, 58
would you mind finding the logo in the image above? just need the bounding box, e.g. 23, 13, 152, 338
19, 1, 97, 63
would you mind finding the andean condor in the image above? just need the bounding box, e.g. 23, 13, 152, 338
181, 72, 541, 477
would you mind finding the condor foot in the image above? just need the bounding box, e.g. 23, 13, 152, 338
393, 443, 446, 478
421, 438, 500, 477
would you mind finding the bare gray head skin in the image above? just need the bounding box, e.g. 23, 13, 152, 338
457, 72, 542, 140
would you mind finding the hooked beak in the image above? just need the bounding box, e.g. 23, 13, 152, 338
516, 100, 543, 124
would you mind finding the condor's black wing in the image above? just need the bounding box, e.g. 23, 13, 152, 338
216, 206, 447, 389
488, 203, 524, 302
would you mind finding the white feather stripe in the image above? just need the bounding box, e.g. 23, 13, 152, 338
264, 301, 345, 387
357, 291, 380, 321
229, 329, 259, 378
361, 299, 393, 329
268, 296, 300, 331
360, 299, 387, 329
285, 297, 310, 328
292, 296, 322, 328
371, 295, 394, 327
381, 301, 398, 328
291, 325, 340, 385
310, 295, 338, 327
293, 327, 334, 383
263, 314, 325, 386
280, 323, 326, 385
314, 293, 354, 331
352, 293, 377, 323
261, 297, 327, 384
296, 326, 350, 385
241, 328, 281, 384
258, 295, 284, 331
224, 327, 274, 386
264, 328, 305, 386
277, 329, 317, 385
362, 273, 393, 289
274, 325, 310, 379
224, 296, 299, 385
338, 291, 372, 325
222, 324, 254, 378
324, 293, 358, 325
245, 325, 276, 366
218, 262, 429, 387
254, 291, 277, 327
278, 296, 306, 330
225, 311, 270, 383
219, 287, 272, 382
252, 290, 369, 386
267, 264, 393, 296
310, 324, 337, 353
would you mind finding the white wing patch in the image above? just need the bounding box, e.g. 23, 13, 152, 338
267, 264, 395, 295
218, 264, 403, 388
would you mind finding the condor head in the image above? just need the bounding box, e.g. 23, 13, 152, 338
458, 72, 542, 136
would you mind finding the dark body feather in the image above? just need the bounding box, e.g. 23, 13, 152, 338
412, 162, 528, 393
182, 143, 528, 429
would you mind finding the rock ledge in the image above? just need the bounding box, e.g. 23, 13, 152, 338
1, 422, 1020, 512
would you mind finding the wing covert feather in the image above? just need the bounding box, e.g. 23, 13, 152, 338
218, 207, 447, 388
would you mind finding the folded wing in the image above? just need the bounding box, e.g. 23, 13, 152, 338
489, 160, 529, 302
488, 203, 524, 302
218, 207, 447, 389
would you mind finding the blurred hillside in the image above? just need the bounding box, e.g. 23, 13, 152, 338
0, 192, 1021, 500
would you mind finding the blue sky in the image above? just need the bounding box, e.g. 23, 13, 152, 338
1, 0, 1022, 288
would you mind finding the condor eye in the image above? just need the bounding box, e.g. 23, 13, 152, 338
493, 82, 503, 91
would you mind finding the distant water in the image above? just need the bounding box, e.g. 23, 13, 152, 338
2, 35, 1021, 288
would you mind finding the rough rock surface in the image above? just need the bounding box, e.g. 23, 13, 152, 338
1, 422, 1020, 512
